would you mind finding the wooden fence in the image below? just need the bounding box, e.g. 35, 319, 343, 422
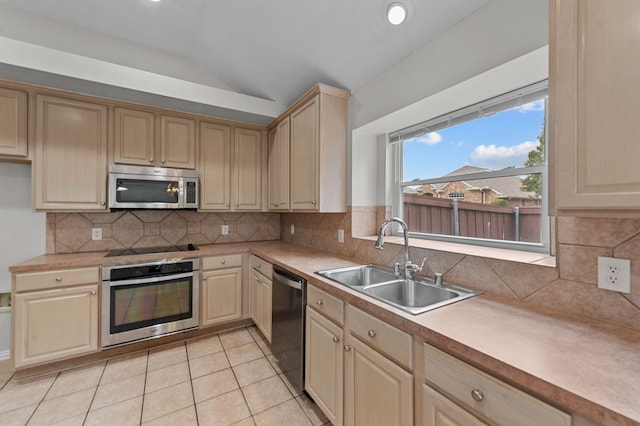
403, 194, 541, 243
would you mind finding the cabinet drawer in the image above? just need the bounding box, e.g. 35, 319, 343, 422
423, 344, 570, 426
307, 284, 344, 325
346, 304, 412, 370
15, 267, 100, 292
251, 255, 273, 278
202, 254, 242, 270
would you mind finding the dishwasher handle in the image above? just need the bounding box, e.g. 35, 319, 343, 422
272, 266, 304, 290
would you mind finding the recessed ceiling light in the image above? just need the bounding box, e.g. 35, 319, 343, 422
149, 0, 161, 2
387, 2, 407, 25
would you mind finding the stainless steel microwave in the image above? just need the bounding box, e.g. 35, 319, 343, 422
108, 165, 198, 209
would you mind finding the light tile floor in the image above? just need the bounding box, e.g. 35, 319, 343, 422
0, 326, 330, 426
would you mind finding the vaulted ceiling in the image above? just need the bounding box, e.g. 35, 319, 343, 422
0, 0, 487, 123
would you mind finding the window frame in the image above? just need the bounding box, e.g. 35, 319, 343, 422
390, 81, 550, 253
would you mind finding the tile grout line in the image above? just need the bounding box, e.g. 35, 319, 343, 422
80, 360, 108, 425
184, 340, 200, 426
24, 370, 60, 425
139, 349, 150, 426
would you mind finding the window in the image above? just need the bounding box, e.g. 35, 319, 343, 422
390, 81, 549, 252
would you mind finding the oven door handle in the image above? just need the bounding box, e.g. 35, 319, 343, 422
107, 272, 194, 287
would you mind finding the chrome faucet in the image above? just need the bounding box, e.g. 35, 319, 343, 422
374, 217, 426, 280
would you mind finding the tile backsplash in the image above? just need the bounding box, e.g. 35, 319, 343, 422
282, 209, 640, 332
47, 211, 281, 253
48, 207, 640, 331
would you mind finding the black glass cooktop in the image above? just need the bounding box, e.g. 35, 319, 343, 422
105, 243, 198, 257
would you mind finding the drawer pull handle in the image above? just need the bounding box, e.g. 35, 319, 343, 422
332, 336, 339, 343
367, 330, 376, 337
344, 345, 351, 352
471, 389, 484, 402
316, 300, 323, 305
56, 277, 62, 282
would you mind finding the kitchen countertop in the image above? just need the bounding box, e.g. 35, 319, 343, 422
10, 241, 640, 425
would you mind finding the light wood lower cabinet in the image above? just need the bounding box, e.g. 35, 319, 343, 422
200, 254, 243, 327
423, 384, 487, 426
13, 267, 100, 369
344, 332, 413, 426
305, 307, 344, 426
251, 255, 272, 342
422, 343, 570, 426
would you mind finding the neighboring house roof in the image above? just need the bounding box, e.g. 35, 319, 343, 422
423, 165, 539, 200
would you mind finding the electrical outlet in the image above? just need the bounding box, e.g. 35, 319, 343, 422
91, 228, 102, 241
338, 229, 344, 243
290, 224, 295, 235
597, 257, 631, 293
221, 225, 229, 235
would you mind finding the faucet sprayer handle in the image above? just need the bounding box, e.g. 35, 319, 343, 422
418, 257, 427, 271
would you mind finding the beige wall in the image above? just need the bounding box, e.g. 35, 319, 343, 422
281, 209, 640, 332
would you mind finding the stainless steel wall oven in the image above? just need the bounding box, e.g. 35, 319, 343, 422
101, 258, 199, 347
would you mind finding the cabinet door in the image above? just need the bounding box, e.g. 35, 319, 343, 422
0, 87, 27, 158
260, 275, 272, 342
159, 115, 196, 169
201, 267, 242, 327
423, 384, 487, 426
234, 127, 263, 210
34, 95, 108, 210
199, 122, 232, 210
113, 107, 155, 166
305, 308, 343, 426
250, 270, 261, 326
551, 0, 640, 212
13, 284, 99, 368
290, 96, 319, 210
344, 334, 413, 426
268, 117, 290, 210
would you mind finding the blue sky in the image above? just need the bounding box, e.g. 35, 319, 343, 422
402, 100, 545, 181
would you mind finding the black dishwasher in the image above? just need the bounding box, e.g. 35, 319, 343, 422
271, 265, 306, 394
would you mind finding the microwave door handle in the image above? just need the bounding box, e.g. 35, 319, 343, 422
107, 272, 194, 287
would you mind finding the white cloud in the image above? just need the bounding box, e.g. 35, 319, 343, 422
517, 99, 544, 113
413, 132, 442, 145
471, 140, 539, 169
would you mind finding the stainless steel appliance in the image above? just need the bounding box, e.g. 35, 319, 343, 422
108, 164, 198, 209
271, 265, 307, 394
101, 257, 199, 347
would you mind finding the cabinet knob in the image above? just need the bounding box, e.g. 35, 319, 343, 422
90, 290, 96, 295
100, 201, 106, 206
332, 336, 339, 343
225, 202, 230, 207
55, 276, 62, 282
221, 260, 226, 264
344, 345, 352, 352
150, 158, 153, 162
312, 200, 317, 205
471, 389, 484, 402
161, 159, 165, 164
367, 330, 376, 338
316, 299, 323, 305
235, 203, 239, 207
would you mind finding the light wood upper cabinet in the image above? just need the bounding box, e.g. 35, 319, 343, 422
199, 121, 232, 210
199, 123, 263, 211
268, 116, 290, 210
113, 107, 196, 169
234, 127, 263, 210
160, 115, 196, 169
34, 95, 108, 210
0, 87, 28, 159
113, 107, 155, 166
550, 0, 640, 214
268, 84, 349, 212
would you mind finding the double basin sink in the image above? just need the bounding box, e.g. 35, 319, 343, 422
316, 265, 478, 315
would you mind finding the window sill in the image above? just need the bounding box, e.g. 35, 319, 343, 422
357, 235, 556, 267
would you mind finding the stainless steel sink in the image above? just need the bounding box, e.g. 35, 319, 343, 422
316, 265, 478, 315
316, 265, 398, 287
